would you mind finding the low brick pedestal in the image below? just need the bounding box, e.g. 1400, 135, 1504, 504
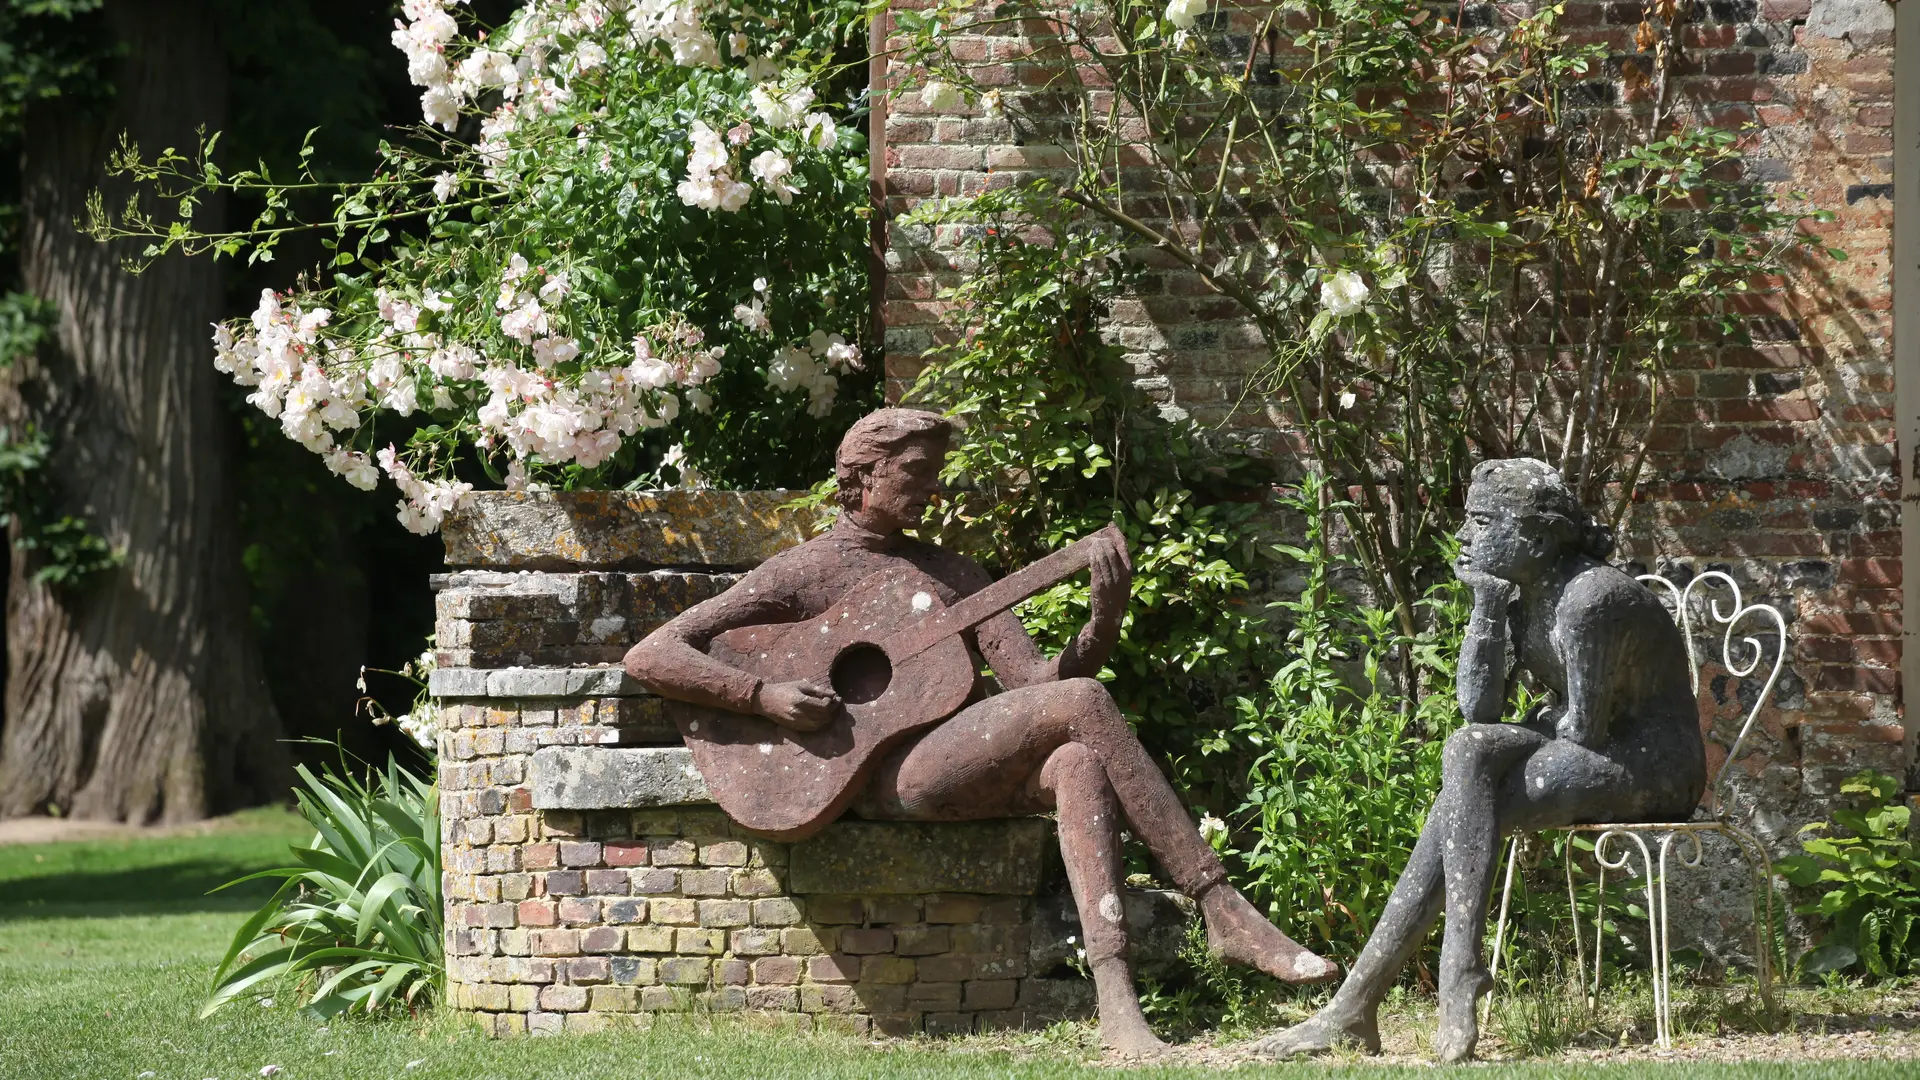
432, 492, 1187, 1036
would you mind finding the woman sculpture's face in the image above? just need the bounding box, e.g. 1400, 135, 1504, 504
1456, 487, 1562, 586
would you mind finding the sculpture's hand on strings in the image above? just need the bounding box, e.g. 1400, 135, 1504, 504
1054, 533, 1132, 680
754, 679, 840, 732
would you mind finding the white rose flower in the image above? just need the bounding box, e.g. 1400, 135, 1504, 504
1165, 0, 1210, 30
1319, 269, 1369, 317
748, 149, 798, 203
1198, 813, 1227, 844
802, 111, 838, 150
919, 80, 963, 112
421, 86, 462, 130
432, 172, 459, 203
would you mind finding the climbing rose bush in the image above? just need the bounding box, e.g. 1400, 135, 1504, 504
104, 0, 872, 533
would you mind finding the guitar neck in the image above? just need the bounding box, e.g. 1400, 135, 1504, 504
888, 524, 1126, 661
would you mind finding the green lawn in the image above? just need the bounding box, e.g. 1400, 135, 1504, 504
2, 812, 1914, 1080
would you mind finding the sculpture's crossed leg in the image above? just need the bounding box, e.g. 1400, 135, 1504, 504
863, 678, 1338, 1054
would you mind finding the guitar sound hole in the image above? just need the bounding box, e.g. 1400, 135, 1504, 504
830, 643, 892, 705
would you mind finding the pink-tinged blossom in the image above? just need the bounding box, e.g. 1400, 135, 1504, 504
733, 301, 771, 334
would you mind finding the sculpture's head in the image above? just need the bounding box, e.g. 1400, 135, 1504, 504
1457, 458, 1614, 586
834, 407, 952, 531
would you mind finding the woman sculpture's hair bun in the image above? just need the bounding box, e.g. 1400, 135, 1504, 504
1469, 457, 1615, 561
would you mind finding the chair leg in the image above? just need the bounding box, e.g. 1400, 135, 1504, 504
1721, 823, 1779, 1018
1481, 835, 1523, 1026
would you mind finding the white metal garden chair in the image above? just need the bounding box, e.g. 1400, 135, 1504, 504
1482, 570, 1785, 1047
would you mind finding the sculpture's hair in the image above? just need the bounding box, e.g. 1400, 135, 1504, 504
834, 408, 952, 510
1469, 457, 1615, 561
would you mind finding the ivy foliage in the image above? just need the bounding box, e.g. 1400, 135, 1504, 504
903, 182, 1283, 787
0, 425, 121, 586
0, 0, 114, 137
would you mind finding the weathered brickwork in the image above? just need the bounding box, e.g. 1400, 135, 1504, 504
434, 570, 738, 670
878, 0, 1909, 823
440, 743, 1092, 1037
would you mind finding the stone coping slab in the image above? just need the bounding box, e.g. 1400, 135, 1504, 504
526, 746, 1055, 895
431, 666, 646, 699
531, 746, 712, 809
441, 490, 826, 570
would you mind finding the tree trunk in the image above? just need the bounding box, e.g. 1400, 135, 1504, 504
0, 0, 287, 822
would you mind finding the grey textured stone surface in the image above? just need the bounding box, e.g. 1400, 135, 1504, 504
430, 667, 645, 699
428, 668, 490, 698
789, 819, 1055, 895
1032, 888, 1195, 980
434, 569, 740, 668
440, 490, 824, 570
529, 746, 713, 809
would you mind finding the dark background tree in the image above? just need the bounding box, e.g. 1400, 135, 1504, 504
0, 0, 443, 822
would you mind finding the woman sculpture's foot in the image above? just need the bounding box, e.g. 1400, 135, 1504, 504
1434, 965, 1495, 1063
1250, 1008, 1381, 1058
1091, 959, 1167, 1058
1200, 883, 1338, 983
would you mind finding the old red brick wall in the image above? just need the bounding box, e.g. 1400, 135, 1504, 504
877, 0, 1908, 814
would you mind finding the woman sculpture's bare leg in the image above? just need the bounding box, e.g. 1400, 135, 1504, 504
1259, 723, 1545, 1059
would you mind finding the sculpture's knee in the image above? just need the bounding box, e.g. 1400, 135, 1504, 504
1040, 740, 1108, 800
1442, 726, 1492, 778
1056, 677, 1126, 736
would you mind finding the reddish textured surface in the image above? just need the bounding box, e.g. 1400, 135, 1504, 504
877, 1, 1903, 800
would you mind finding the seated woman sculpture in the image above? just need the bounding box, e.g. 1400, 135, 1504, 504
626, 408, 1335, 1055
1261, 457, 1704, 1063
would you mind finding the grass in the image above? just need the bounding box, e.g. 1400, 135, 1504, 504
3, 812, 1917, 1080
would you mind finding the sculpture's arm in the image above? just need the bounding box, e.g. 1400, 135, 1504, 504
1457, 583, 1515, 725
623, 564, 803, 715
972, 537, 1128, 688
1549, 597, 1626, 748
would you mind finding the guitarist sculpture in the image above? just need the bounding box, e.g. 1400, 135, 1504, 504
625, 408, 1334, 1055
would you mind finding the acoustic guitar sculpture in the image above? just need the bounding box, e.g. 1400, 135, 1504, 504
675, 524, 1129, 840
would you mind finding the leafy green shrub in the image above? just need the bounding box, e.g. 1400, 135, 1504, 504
205, 756, 441, 1018
90, 0, 879, 516
1780, 770, 1920, 980
903, 184, 1285, 801
1222, 478, 1468, 964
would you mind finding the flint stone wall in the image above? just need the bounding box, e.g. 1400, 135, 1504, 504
433, 491, 1189, 1037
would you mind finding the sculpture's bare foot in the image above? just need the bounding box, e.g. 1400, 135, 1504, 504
1099, 1019, 1169, 1060
1200, 885, 1338, 984
1434, 966, 1494, 1063
1249, 1009, 1381, 1058
1091, 960, 1168, 1059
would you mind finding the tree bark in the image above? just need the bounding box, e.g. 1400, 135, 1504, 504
0, 0, 287, 822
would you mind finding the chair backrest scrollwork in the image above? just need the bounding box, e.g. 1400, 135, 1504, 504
1634, 570, 1788, 815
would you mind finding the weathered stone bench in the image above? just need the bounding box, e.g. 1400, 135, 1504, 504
433, 491, 1188, 1037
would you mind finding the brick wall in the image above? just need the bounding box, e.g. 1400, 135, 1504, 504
877, 1, 1909, 823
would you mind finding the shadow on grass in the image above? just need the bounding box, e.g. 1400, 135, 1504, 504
0, 857, 287, 921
